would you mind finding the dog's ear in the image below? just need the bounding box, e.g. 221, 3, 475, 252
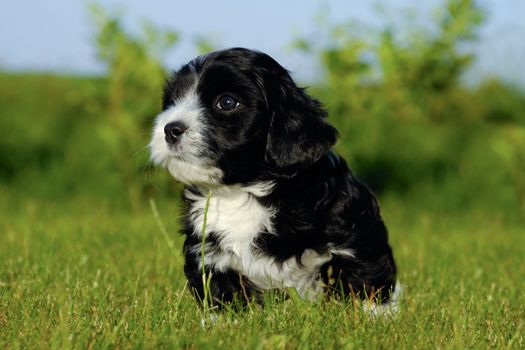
264, 75, 338, 176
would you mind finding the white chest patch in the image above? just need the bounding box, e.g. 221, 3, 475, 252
186, 183, 333, 298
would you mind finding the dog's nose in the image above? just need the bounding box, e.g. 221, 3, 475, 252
164, 121, 187, 144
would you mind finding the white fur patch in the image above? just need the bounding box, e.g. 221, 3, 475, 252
187, 183, 354, 299
149, 87, 223, 185
187, 183, 276, 258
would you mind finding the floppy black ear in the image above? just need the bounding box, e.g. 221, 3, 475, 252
265, 76, 338, 176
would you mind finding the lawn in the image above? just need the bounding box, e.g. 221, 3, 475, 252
1, 190, 523, 349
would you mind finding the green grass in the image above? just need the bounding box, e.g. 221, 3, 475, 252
0, 190, 524, 349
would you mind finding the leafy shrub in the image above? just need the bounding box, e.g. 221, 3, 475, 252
298, 0, 524, 218
1, 0, 523, 219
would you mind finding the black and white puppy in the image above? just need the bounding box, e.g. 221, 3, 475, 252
150, 48, 397, 308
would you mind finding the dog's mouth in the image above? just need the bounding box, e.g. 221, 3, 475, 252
165, 157, 224, 186
166, 142, 185, 157
158, 144, 223, 186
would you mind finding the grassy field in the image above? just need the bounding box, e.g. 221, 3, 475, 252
1, 189, 523, 349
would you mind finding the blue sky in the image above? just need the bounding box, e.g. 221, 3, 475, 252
0, 0, 523, 86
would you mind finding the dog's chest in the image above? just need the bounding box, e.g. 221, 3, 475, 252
187, 187, 329, 296
188, 187, 273, 256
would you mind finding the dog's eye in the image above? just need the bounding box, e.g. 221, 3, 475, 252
216, 95, 240, 111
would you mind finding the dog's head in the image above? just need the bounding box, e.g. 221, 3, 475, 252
149, 48, 338, 186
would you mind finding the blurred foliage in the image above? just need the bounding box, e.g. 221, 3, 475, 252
89, 4, 179, 209
297, 0, 525, 218
0, 73, 106, 194
0, 0, 524, 219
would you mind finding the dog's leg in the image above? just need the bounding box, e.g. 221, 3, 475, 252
320, 253, 397, 304
186, 266, 258, 308
183, 242, 259, 308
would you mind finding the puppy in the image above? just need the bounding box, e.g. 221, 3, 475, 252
150, 48, 397, 308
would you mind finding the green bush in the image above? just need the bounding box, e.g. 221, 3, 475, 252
1, 0, 524, 219
298, 0, 524, 218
